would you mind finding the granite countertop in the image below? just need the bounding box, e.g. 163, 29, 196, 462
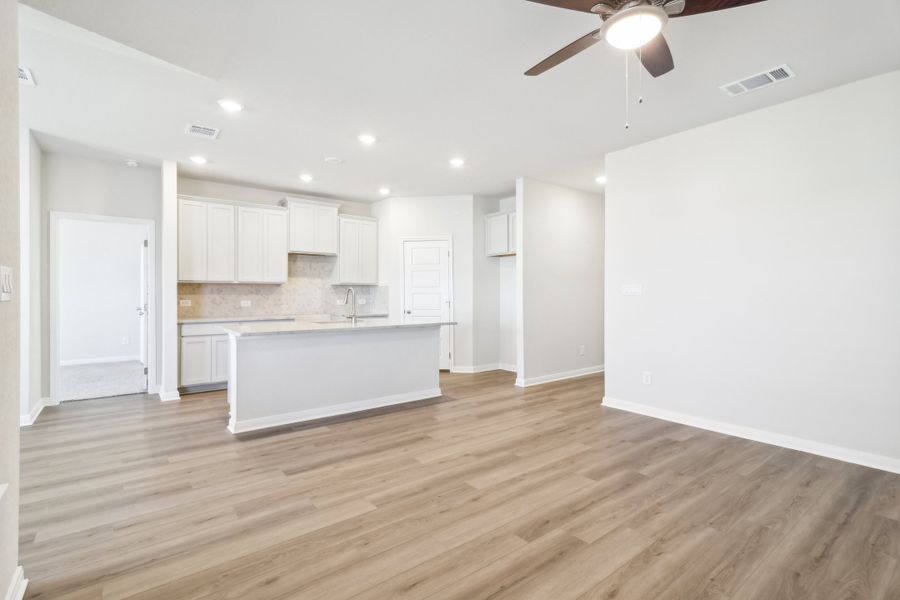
221, 318, 456, 338
179, 313, 389, 324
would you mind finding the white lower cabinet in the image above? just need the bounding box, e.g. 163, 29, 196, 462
180, 321, 288, 389
180, 336, 213, 386
211, 335, 230, 382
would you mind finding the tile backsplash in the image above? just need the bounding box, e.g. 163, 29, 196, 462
178, 254, 389, 319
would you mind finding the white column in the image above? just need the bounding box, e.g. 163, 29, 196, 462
159, 160, 180, 401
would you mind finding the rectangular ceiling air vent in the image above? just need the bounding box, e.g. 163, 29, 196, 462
185, 124, 221, 139
18, 67, 36, 86
720, 64, 795, 97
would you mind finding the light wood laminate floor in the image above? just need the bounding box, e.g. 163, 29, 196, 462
20, 371, 900, 599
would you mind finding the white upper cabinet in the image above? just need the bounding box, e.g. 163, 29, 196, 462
338, 216, 378, 285
237, 206, 288, 284
486, 211, 516, 256
288, 199, 339, 255
179, 196, 287, 284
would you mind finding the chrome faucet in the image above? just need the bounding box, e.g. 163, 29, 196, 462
344, 287, 357, 324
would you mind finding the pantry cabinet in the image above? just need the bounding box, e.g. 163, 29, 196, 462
485, 211, 516, 256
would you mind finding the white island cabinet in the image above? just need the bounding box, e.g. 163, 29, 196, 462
222, 319, 455, 434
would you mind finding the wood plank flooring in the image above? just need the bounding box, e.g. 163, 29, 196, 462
19, 371, 900, 599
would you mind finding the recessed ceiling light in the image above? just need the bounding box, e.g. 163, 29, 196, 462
595, 175, 607, 185
190, 156, 208, 165
358, 133, 377, 146
449, 157, 466, 169
217, 98, 244, 113
124, 159, 139, 168
299, 173, 314, 183
378, 187, 391, 196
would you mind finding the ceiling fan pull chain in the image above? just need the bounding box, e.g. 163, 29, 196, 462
638, 45, 644, 105
624, 52, 630, 130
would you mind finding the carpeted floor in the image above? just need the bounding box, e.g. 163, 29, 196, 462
59, 360, 147, 401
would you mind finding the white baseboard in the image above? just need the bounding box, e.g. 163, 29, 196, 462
498, 363, 517, 373
4, 566, 27, 600
19, 398, 46, 427
59, 355, 141, 367
602, 396, 900, 476
228, 387, 443, 434
451, 364, 502, 374
515, 365, 605, 388
157, 389, 181, 402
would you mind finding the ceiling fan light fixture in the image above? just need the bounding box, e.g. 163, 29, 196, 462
601, 5, 667, 50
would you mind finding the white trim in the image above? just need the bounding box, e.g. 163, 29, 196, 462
602, 396, 900, 476
498, 363, 517, 373
3, 567, 27, 600
515, 365, 605, 388
400, 236, 455, 372
228, 387, 443, 434
19, 397, 45, 427
451, 364, 516, 374
49, 213, 157, 405
59, 355, 141, 367
158, 389, 181, 402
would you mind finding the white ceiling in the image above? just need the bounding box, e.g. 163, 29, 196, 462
18, 0, 900, 202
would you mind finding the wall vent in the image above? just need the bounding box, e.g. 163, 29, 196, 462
185, 124, 221, 139
720, 64, 795, 97
18, 67, 36, 86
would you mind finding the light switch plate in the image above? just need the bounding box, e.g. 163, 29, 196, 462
622, 284, 643, 297
240, 300, 252, 308
179, 299, 192, 307
358, 298, 367, 305
0, 265, 12, 302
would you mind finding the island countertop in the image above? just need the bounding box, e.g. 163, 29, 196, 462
221, 318, 456, 338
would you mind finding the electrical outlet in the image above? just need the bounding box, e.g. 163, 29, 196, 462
121, 336, 130, 345
358, 297, 367, 305
622, 284, 643, 296
240, 300, 252, 308
179, 299, 192, 307
336, 298, 347, 306
642, 371, 652, 385
578, 345, 585, 356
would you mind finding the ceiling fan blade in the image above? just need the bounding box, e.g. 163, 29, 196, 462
636, 34, 674, 78
524, 0, 601, 13
670, 0, 767, 18
525, 29, 602, 76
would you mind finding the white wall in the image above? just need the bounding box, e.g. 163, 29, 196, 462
473, 196, 500, 370
0, 0, 22, 593
57, 219, 147, 364
605, 70, 900, 472
516, 178, 604, 386
42, 152, 162, 394
178, 177, 372, 217
373, 195, 475, 370
18, 131, 42, 423
497, 196, 517, 371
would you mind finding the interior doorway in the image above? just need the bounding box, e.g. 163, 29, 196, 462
402, 238, 454, 370
50, 213, 156, 402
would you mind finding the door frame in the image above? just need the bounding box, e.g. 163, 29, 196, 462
400, 236, 455, 372
49, 212, 158, 404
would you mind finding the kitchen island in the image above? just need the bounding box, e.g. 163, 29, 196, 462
220, 318, 455, 433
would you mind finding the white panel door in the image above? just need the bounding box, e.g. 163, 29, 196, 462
178, 199, 208, 281
262, 210, 288, 283
339, 218, 360, 284
315, 205, 339, 254
359, 220, 378, 285
237, 207, 263, 282
180, 336, 212, 386
403, 240, 452, 370
211, 335, 230, 383
289, 202, 316, 252
207, 203, 236, 281
486, 213, 510, 256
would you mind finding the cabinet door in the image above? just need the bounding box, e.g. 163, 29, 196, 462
178, 199, 208, 281
237, 207, 264, 282
180, 336, 212, 386
486, 213, 510, 256
289, 202, 316, 253
262, 210, 288, 283
315, 205, 339, 254
207, 203, 236, 281
339, 218, 360, 284
210, 335, 230, 383
507, 212, 516, 255
359, 220, 378, 285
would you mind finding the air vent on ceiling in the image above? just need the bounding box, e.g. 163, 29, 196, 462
720, 64, 795, 97
185, 124, 221, 139
18, 67, 36, 86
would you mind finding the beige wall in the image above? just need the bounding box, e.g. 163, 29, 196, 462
0, 0, 22, 591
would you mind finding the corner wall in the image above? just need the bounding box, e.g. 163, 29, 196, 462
604, 70, 900, 472
516, 178, 605, 387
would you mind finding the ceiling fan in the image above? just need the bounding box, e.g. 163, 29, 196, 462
524, 0, 767, 77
